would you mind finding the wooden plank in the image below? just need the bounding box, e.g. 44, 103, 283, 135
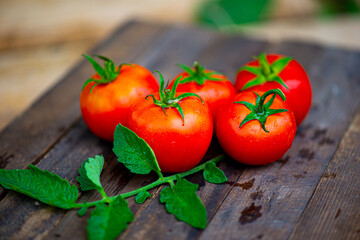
0, 21, 167, 198
33, 24, 224, 240
0, 121, 155, 240
289, 57, 360, 240
0, 40, 97, 131
0, 121, 112, 239
0, 22, 175, 238
0, 21, 166, 171
117, 35, 269, 240
197, 45, 360, 239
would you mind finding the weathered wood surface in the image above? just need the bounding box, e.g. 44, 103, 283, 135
1, 21, 360, 240
289, 106, 360, 239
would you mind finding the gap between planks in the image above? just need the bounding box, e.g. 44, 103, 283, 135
289, 102, 360, 240
118, 34, 271, 240
197, 42, 360, 240
45, 24, 238, 240
0, 21, 173, 239
0, 21, 168, 199
46, 25, 270, 240
2, 20, 360, 240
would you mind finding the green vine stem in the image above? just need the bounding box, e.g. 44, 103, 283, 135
98, 188, 108, 199
258, 53, 272, 76
72, 154, 225, 208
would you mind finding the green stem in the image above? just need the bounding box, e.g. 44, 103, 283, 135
98, 188, 108, 199
73, 154, 224, 209
168, 180, 176, 189
258, 89, 286, 108
119, 178, 164, 199
157, 171, 164, 180
73, 199, 108, 208
147, 71, 204, 125
258, 53, 271, 76
194, 62, 201, 75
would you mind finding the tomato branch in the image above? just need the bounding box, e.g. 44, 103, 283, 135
72, 154, 225, 209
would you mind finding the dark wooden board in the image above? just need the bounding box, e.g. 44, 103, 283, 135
199, 44, 360, 240
1, 21, 360, 240
289, 106, 360, 239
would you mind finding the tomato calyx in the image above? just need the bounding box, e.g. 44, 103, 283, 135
234, 89, 288, 133
146, 71, 204, 125
238, 53, 292, 91
178, 61, 224, 85
82, 54, 132, 93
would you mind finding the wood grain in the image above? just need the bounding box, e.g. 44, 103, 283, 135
289, 93, 360, 238
118, 35, 269, 240
0, 121, 111, 239
198, 45, 360, 240
0, 21, 166, 198
45, 24, 223, 240
0, 21, 170, 238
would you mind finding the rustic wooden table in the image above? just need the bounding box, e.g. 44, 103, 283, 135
1, 21, 359, 240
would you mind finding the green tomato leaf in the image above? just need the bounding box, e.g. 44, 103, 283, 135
113, 124, 161, 175
135, 191, 151, 204
87, 196, 134, 240
0, 164, 78, 209
77, 155, 104, 191
203, 162, 227, 184
160, 176, 207, 229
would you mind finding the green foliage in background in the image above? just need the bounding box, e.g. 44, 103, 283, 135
196, 0, 271, 27
196, 0, 360, 29
320, 0, 360, 15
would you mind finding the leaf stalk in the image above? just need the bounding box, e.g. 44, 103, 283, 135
73, 154, 224, 209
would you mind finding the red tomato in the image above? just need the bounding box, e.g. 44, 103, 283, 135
235, 53, 311, 125
127, 72, 213, 172
169, 62, 236, 120
215, 89, 296, 165
80, 54, 158, 141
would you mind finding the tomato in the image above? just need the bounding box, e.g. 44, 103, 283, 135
169, 62, 236, 120
235, 53, 311, 125
127, 72, 213, 172
215, 89, 296, 165
80, 54, 159, 141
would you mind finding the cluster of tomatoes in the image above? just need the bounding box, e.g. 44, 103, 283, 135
80, 53, 312, 172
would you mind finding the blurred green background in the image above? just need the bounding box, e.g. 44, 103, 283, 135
196, 0, 359, 28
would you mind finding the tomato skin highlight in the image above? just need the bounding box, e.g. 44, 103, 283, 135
80, 64, 159, 141
215, 91, 297, 165
235, 54, 312, 125
127, 93, 213, 173
170, 71, 236, 120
